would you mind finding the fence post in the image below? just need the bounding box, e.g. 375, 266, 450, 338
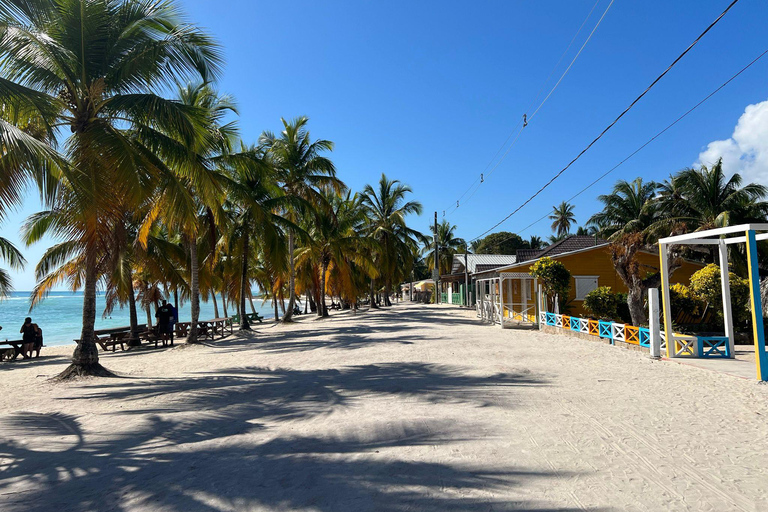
537, 284, 543, 330
649, 288, 661, 358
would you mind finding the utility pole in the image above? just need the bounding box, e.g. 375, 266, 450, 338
434, 212, 439, 304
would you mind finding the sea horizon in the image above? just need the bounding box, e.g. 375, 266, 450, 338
0, 290, 282, 347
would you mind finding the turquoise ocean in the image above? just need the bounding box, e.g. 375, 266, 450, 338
0, 291, 280, 347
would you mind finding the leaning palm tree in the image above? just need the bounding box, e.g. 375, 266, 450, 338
549, 201, 576, 238
4, 0, 222, 378
261, 116, 341, 322
423, 220, 465, 276
362, 174, 423, 307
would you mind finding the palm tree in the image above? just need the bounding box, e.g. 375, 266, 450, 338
261, 117, 341, 322
362, 174, 423, 307
140, 82, 235, 343
549, 201, 576, 238
658, 160, 768, 232
223, 146, 290, 330
297, 191, 375, 317
423, 220, 466, 276
528, 235, 544, 250
587, 178, 663, 325
0, 236, 25, 297
5, 0, 222, 378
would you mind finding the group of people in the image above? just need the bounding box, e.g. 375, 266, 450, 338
155, 300, 178, 345
0, 318, 43, 359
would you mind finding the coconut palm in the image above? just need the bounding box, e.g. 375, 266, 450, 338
223, 146, 291, 330
4, 0, 222, 378
658, 160, 768, 232
423, 220, 466, 276
528, 235, 543, 250
587, 178, 664, 325
362, 174, 423, 307
549, 201, 576, 237
261, 116, 341, 322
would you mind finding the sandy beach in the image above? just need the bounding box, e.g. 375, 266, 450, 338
0, 302, 766, 511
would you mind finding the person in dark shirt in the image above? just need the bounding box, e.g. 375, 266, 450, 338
19, 317, 41, 359
155, 300, 174, 345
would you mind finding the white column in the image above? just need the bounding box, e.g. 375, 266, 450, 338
536, 281, 542, 329
718, 241, 735, 358
648, 288, 661, 358
497, 277, 503, 327
659, 243, 675, 358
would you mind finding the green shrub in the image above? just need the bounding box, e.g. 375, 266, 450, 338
669, 283, 704, 316
530, 257, 571, 310
583, 286, 618, 320
689, 264, 750, 325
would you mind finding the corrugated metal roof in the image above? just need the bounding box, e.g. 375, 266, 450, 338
451, 254, 517, 275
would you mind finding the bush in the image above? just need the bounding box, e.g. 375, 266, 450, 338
530, 257, 571, 310
669, 283, 704, 316
689, 264, 750, 324
583, 286, 618, 320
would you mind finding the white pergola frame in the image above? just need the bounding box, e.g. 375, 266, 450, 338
658, 224, 768, 381
475, 276, 502, 326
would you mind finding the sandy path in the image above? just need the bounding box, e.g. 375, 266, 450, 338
0, 303, 765, 511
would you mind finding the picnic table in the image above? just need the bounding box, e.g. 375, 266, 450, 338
91, 325, 148, 352
198, 317, 233, 341
0, 340, 25, 361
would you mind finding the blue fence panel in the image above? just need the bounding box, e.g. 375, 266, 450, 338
638, 327, 650, 348
546, 312, 556, 326
570, 317, 580, 331
697, 336, 731, 358
598, 320, 613, 341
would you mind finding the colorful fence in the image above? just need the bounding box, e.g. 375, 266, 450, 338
539, 312, 677, 353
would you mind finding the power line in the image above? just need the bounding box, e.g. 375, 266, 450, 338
443, 0, 610, 217
468, 0, 742, 243
477, 45, 768, 252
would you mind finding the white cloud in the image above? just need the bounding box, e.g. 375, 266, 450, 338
696, 99, 768, 185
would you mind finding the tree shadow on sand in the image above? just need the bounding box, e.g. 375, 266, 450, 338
0, 363, 604, 511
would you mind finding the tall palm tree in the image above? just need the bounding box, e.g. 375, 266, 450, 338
142, 82, 235, 343
0, 236, 25, 297
261, 117, 341, 322
587, 178, 663, 325
423, 220, 465, 276
362, 174, 423, 307
549, 201, 576, 238
5, 0, 222, 378
223, 146, 290, 330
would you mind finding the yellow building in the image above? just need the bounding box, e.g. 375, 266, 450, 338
475, 236, 704, 320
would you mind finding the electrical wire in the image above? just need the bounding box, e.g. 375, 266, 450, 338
468, 0, 742, 243
443, 0, 610, 217
476, 44, 768, 252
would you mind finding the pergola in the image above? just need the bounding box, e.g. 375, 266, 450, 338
658, 224, 768, 381
475, 272, 539, 328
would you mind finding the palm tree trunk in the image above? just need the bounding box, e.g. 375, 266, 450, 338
249, 295, 257, 314
126, 263, 140, 347
222, 290, 228, 318
240, 232, 251, 331
212, 290, 219, 318
304, 292, 309, 313
188, 235, 200, 343
369, 279, 378, 309
283, 230, 296, 322
174, 287, 179, 311
56, 252, 112, 379
319, 262, 329, 317
384, 283, 392, 307
273, 297, 279, 322
146, 305, 153, 328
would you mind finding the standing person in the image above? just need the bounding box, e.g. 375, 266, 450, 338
19, 317, 40, 359
169, 301, 178, 345
155, 300, 174, 346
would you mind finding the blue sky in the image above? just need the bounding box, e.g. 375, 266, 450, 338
4, 0, 768, 291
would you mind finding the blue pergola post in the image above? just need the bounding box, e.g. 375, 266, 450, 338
745, 229, 768, 381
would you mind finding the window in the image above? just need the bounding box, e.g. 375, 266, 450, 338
574, 276, 599, 300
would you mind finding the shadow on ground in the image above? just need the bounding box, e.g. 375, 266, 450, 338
0, 360, 592, 511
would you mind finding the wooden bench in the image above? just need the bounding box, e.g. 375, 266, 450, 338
0, 341, 24, 361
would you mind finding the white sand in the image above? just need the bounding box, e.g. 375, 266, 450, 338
0, 303, 766, 511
